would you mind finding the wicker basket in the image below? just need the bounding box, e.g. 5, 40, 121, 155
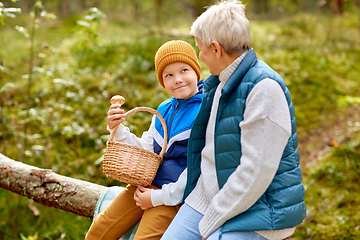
103, 107, 168, 186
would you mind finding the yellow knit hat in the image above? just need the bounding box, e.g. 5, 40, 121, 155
155, 40, 201, 88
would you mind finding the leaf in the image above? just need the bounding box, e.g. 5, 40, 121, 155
331, 139, 340, 148
15, 25, 30, 38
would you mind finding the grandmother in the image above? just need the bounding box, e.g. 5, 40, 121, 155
161, 1, 306, 240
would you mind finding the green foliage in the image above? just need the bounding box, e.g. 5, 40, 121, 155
338, 95, 360, 107
0, 191, 92, 239
295, 133, 360, 239
0, 1, 21, 26
72, 7, 106, 69
0, 5, 171, 238
251, 12, 360, 138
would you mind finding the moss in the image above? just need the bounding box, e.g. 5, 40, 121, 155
294, 138, 360, 239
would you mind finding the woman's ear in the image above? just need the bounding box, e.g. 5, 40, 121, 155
210, 41, 223, 59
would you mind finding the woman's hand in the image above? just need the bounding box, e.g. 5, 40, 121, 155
107, 104, 125, 129
134, 185, 154, 210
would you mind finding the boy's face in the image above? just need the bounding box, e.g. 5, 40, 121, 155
162, 62, 198, 100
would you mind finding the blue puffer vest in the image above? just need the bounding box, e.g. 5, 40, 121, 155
184, 50, 306, 232
152, 81, 203, 188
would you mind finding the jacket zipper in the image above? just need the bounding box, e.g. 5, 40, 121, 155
167, 101, 179, 145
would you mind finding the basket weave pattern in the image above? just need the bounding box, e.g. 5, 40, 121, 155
103, 107, 168, 186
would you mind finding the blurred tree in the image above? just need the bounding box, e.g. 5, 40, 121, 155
189, 0, 214, 17
179, 0, 215, 18
59, 0, 85, 19
155, 0, 162, 27
130, 0, 141, 22
10, 0, 33, 13
254, 0, 269, 15
61, 0, 71, 18
331, 0, 344, 14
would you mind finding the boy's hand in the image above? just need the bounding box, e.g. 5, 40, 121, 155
134, 185, 154, 210
107, 104, 125, 129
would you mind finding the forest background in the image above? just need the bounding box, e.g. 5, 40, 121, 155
1, 0, 360, 239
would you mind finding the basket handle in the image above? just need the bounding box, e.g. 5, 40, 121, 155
108, 99, 168, 159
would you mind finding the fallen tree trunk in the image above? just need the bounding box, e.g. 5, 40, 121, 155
0, 153, 108, 219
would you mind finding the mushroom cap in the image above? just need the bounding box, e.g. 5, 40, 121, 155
110, 95, 125, 105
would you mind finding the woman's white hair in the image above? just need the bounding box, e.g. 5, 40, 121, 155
190, 0, 250, 55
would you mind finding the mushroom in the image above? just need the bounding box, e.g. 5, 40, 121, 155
110, 95, 125, 105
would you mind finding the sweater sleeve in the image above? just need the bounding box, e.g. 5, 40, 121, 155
107, 115, 155, 152
150, 168, 187, 207
199, 78, 292, 238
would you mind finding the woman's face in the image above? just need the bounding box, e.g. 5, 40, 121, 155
195, 37, 221, 75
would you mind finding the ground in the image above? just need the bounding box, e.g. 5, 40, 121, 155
298, 104, 360, 175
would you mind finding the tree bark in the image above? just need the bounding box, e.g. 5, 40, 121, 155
331, 0, 344, 15
154, 0, 163, 27
0, 153, 108, 219
254, 0, 269, 15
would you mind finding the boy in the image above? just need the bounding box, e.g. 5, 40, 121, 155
85, 40, 202, 240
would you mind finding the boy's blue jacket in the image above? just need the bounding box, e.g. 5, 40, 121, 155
152, 81, 203, 188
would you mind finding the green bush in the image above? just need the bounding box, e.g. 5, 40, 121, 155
295, 140, 360, 239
